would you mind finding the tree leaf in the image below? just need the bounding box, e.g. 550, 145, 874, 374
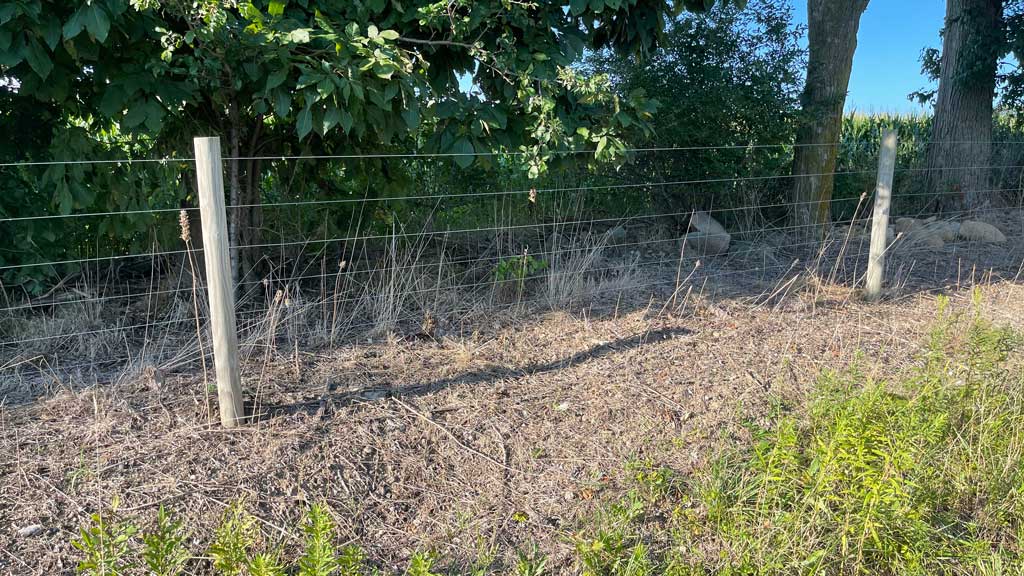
41, 15, 62, 49
83, 4, 111, 43
0, 4, 17, 25
570, 0, 589, 16
401, 106, 419, 130
297, 104, 313, 139
56, 180, 73, 215
99, 86, 125, 117
323, 107, 341, 132
340, 109, 353, 133
268, 0, 287, 17
452, 137, 474, 169
0, 32, 23, 67
143, 100, 164, 132
122, 101, 147, 128
274, 90, 291, 118
24, 37, 53, 80
62, 8, 86, 40
265, 67, 288, 91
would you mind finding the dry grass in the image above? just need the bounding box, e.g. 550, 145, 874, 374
1, 220, 1023, 574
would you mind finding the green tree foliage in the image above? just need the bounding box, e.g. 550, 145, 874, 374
583, 0, 804, 227
0, 0, 744, 285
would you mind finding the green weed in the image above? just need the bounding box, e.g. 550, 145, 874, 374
494, 253, 548, 295
141, 505, 189, 576
297, 503, 340, 576
515, 544, 548, 576
72, 498, 137, 576
208, 501, 258, 576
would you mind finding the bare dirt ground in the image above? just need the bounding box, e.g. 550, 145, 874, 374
2, 224, 1024, 575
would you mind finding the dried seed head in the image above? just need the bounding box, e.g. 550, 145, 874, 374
528, 188, 537, 204
178, 209, 191, 243
339, 260, 347, 271
274, 289, 284, 303
262, 278, 270, 287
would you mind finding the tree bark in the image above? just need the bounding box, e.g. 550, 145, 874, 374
925, 0, 1002, 212
790, 0, 870, 232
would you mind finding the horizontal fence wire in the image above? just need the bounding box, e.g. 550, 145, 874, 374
4, 139, 1024, 169
4, 165, 1019, 225
3, 142, 1023, 388
3, 225, 1021, 351
0, 200, 1017, 314
0, 205, 198, 224
20, 249, 1024, 382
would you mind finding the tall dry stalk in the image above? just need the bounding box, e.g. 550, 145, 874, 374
179, 210, 211, 420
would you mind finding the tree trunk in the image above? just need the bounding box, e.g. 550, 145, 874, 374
925, 0, 1001, 213
790, 0, 870, 233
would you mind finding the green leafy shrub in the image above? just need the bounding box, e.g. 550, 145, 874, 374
494, 253, 549, 297
297, 503, 340, 576
72, 499, 138, 576
208, 501, 258, 576
141, 505, 189, 576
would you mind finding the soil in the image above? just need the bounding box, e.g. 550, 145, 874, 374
2, 222, 1023, 575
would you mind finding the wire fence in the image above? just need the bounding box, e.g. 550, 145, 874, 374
2, 138, 1023, 409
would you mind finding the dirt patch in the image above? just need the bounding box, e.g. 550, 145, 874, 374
2, 233, 1024, 574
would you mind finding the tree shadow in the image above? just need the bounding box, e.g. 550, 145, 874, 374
255, 325, 692, 419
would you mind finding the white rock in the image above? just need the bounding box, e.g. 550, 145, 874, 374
685, 211, 730, 255
923, 220, 960, 242
16, 524, 44, 537
958, 220, 1007, 243
904, 227, 946, 249
894, 217, 922, 235
606, 225, 627, 245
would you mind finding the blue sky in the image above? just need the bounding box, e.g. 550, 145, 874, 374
790, 0, 946, 113
461, 1, 948, 113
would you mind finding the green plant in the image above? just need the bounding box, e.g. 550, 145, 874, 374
337, 545, 368, 576
626, 460, 676, 502
247, 551, 286, 576
494, 253, 549, 295
72, 499, 138, 576
208, 501, 258, 576
405, 552, 440, 576
297, 503, 339, 576
141, 506, 189, 576
515, 545, 548, 576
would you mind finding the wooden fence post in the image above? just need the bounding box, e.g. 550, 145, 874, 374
194, 136, 244, 427
866, 129, 898, 300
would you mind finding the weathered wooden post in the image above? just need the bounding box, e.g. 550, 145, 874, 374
866, 129, 898, 300
193, 136, 244, 427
